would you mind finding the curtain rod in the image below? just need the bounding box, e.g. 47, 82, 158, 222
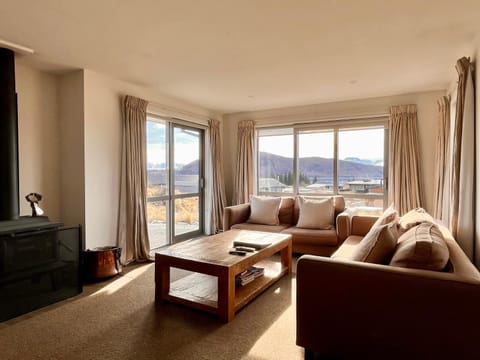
147, 101, 212, 124
254, 112, 389, 128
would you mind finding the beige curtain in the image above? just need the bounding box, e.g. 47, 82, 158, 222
233, 120, 255, 205
450, 57, 475, 260
118, 95, 153, 264
208, 119, 227, 233
432, 96, 450, 220
388, 104, 423, 215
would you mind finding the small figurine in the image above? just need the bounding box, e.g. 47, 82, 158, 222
25, 193, 44, 217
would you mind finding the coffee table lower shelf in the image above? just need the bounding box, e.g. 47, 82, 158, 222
166, 259, 288, 316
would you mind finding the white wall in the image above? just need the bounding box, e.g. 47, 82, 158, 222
82, 69, 221, 249
58, 71, 85, 235
15, 65, 86, 237
16, 64, 61, 220
223, 90, 446, 213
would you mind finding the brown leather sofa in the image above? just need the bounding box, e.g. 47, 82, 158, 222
296, 215, 480, 359
223, 196, 350, 256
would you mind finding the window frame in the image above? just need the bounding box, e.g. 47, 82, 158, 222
255, 117, 389, 210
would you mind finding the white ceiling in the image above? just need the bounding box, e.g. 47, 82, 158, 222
1, 0, 479, 113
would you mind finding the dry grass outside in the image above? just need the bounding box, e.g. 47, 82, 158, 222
147, 201, 168, 223
147, 184, 168, 198
174, 197, 199, 224
147, 185, 199, 224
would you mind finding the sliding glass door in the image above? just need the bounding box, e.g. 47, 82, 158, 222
172, 125, 203, 241
146, 117, 204, 249
146, 119, 169, 249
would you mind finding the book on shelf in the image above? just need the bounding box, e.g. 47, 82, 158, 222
235, 266, 264, 286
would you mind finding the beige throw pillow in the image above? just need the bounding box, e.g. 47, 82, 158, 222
398, 208, 434, 233
372, 204, 398, 228
296, 197, 334, 229
350, 222, 399, 264
390, 223, 449, 271
247, 196, 281, 225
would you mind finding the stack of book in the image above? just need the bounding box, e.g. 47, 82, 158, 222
235, 266, 264, 286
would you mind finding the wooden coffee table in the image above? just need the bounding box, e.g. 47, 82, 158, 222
155, 229, 292, 322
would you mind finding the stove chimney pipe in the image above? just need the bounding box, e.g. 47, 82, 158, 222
0, 48, 19, 221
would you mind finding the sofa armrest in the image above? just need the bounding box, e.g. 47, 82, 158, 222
296, 255, 480, 358
350, 215, 378, 236
335, 212, 351, 242
222, 203, 251, 231
336, 212, 379, 242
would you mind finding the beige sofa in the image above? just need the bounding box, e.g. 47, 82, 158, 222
296, 215, 480, 359
223, 196, 350, 256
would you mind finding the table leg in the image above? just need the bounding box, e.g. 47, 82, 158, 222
218, 269, 236, 322
281, 239, 292, 274
155, 258, 170, 302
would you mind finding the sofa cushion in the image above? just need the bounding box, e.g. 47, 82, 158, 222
398, 208, 434, 233
278, 197, 295, 225
281, 227, 338, 246
390, 222, 449, 271
293, 195, 345, 224
331, 235, 363, 259
372, 204, 398, 228
296, 197, 334, 229
247, 195, 281, 225
231, 223, 291, 233
350, 222, 398, 264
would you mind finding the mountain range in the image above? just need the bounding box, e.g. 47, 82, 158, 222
344, 157, 384, 166
148, 152, 383, 181
259, 152, 383, 179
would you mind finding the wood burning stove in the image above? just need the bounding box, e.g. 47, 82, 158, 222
0, 221, 82, 321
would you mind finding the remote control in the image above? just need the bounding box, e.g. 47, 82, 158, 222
229, 250, 247, 256
235, 246, 255, 252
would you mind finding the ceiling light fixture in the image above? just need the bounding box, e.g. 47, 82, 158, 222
0, 39, 34, 55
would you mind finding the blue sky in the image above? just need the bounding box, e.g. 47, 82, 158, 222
147, 121, 200, 165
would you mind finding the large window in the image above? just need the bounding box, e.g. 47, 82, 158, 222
146, 116, 204, 249
257, 128, 294, 193
337, 127, 385, 211
256, 120, 387, 214
298, 129, 334, 195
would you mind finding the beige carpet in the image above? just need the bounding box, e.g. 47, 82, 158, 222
0, 260, 304, 360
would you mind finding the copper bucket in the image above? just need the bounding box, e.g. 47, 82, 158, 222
84, 246, 122, 280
